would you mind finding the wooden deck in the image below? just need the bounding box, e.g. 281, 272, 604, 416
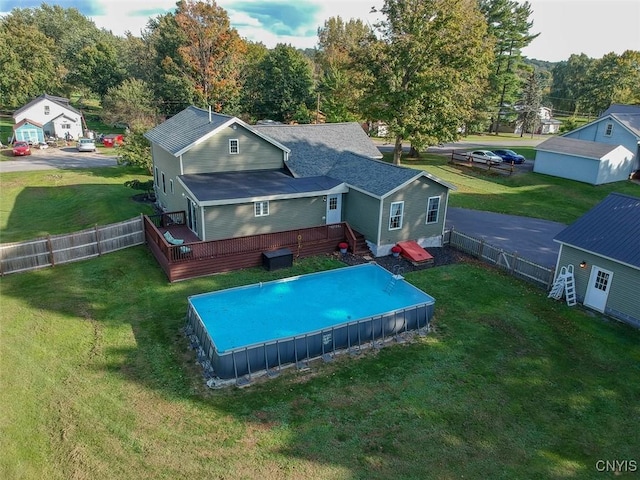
144, 212, 366, 282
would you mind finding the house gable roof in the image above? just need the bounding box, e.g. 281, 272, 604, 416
13, 94, 82, 118
253, 122, 383, 177
144, 106, 290, 157
554, 193, 640, 269
13, 118, 44, 130
564, 111, 640, 140
536, 136, 629, 160
600, 104, 640, 117
252, 122, 452, 196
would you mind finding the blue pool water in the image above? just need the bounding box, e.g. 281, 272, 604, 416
189, 263, 434, 352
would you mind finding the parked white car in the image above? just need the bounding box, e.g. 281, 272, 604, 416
467, 150, 502, 165
76, 138, 96, 152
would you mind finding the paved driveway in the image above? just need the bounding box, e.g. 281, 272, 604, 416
0, 145, 118, 172
445, 207, 567, 267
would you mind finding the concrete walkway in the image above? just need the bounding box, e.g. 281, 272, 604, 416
445, 207, 567, 268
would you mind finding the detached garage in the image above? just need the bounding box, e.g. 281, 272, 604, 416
534, 136, 635, 185
553, 193, 640, 328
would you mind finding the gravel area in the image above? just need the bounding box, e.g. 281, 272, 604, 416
337, 245, 471, 273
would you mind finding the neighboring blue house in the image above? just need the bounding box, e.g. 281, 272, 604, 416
534, 104, 640, 184
12, 119, 45, 144
553, 193, 640, 328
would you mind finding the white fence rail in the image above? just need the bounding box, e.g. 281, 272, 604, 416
0, 216, 145, 276
444, 229, 555, 289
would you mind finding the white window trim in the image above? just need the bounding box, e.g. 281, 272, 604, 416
255, 200, 269, 217
161, 172, 166, 194
426, 196, 440, 224
169, 179, 174, 194
389, 201, 404, 230
229, 139, 239, 154
154, 167, 158, 187
604, 122, 613, 136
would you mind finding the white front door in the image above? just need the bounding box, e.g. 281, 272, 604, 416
583, 266, 613, 313
326, 194, 342, 224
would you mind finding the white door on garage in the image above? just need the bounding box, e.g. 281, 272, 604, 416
583, 266, 613, 313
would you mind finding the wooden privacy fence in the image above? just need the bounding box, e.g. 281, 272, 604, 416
444, 229, 555, 289
0, 216, 145, 276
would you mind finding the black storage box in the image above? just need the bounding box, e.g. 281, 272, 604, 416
262, 248, 293, 271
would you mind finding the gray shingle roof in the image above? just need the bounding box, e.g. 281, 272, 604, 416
600, 104, 640, 117
554, 193, 640, 269
144, 106, 235, 156
252, 122, 452, 196
253, 122, 382, 177
536, 136, 622, 159
609, 113, 640, 137
179, 170, 344, 203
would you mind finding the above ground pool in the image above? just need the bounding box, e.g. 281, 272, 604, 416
187, 263, 435, 382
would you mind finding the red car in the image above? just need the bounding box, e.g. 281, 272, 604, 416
12, 141, 31, 156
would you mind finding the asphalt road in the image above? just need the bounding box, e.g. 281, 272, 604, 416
0, 145, 118, 172
445, 207, 567, 267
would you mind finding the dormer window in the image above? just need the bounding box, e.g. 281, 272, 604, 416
604, 122, 613, 136
44, 105, 50, 115
229, 139, 239, 154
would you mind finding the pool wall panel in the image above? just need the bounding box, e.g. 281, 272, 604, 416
187, 302, 433, 380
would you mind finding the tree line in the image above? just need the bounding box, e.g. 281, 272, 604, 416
1, 0, 638, 165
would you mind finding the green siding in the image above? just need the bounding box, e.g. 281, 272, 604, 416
558, 246, 640, 325
182, 125, 284, 174
380, 178, 448, 245
343, 190, 381, 241
203, 197, 326, 240
152, 144, 182, 212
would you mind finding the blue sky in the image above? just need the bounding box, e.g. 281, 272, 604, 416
0, 0, 638, 62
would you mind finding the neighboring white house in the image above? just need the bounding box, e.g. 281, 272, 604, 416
533, 104, 640, 184
12, 94, 84, 142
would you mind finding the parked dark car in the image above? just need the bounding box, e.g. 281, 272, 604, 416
492, 149, 525, 164
12, 141, 31, 156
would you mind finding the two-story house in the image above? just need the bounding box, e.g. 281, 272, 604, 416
144, 106, 454, 261
12, 94, 84, 143
534, 104, 639, 184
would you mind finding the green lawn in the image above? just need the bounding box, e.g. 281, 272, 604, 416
0, 167, 154, 242
2, 163, 639, 479
1, 249, 638, 479
388, 152, 640, 224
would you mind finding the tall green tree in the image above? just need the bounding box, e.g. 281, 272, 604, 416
101, 79, 158, 132
549, 53, 594, 115
362, 0, 493, 164
247, 44, 315, 123
0, 20, 59, 108
584, 51, 640, 114
316, 17, 372, 122
518, 70, 542, 135
67, 39, 127, 99
174, 0, 246, 111
479, 0, 538, 133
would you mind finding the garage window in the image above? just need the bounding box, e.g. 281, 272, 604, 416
229, 139, 239, 154
255, 201, 269, 217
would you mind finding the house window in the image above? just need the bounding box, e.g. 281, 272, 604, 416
229, 139, 239, 154
161, 172, 166, 194
154, 167, 158, 187
255, 201, 269, 217
426, 196, 440, 224
328, 197, 338, 210
169, 179, 174, 194
604, 123, 613, 136
44, 105, 50, 115
61, 124, 70, 130
389, 201, 404, 230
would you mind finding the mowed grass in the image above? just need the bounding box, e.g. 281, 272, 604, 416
0, 167, 154, 242
388, 151, 640, 224
1, 249, 639, 479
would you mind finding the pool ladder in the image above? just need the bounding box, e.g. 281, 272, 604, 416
384, 265, 405, 294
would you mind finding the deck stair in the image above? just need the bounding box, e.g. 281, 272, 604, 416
548, 265, 576, 306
